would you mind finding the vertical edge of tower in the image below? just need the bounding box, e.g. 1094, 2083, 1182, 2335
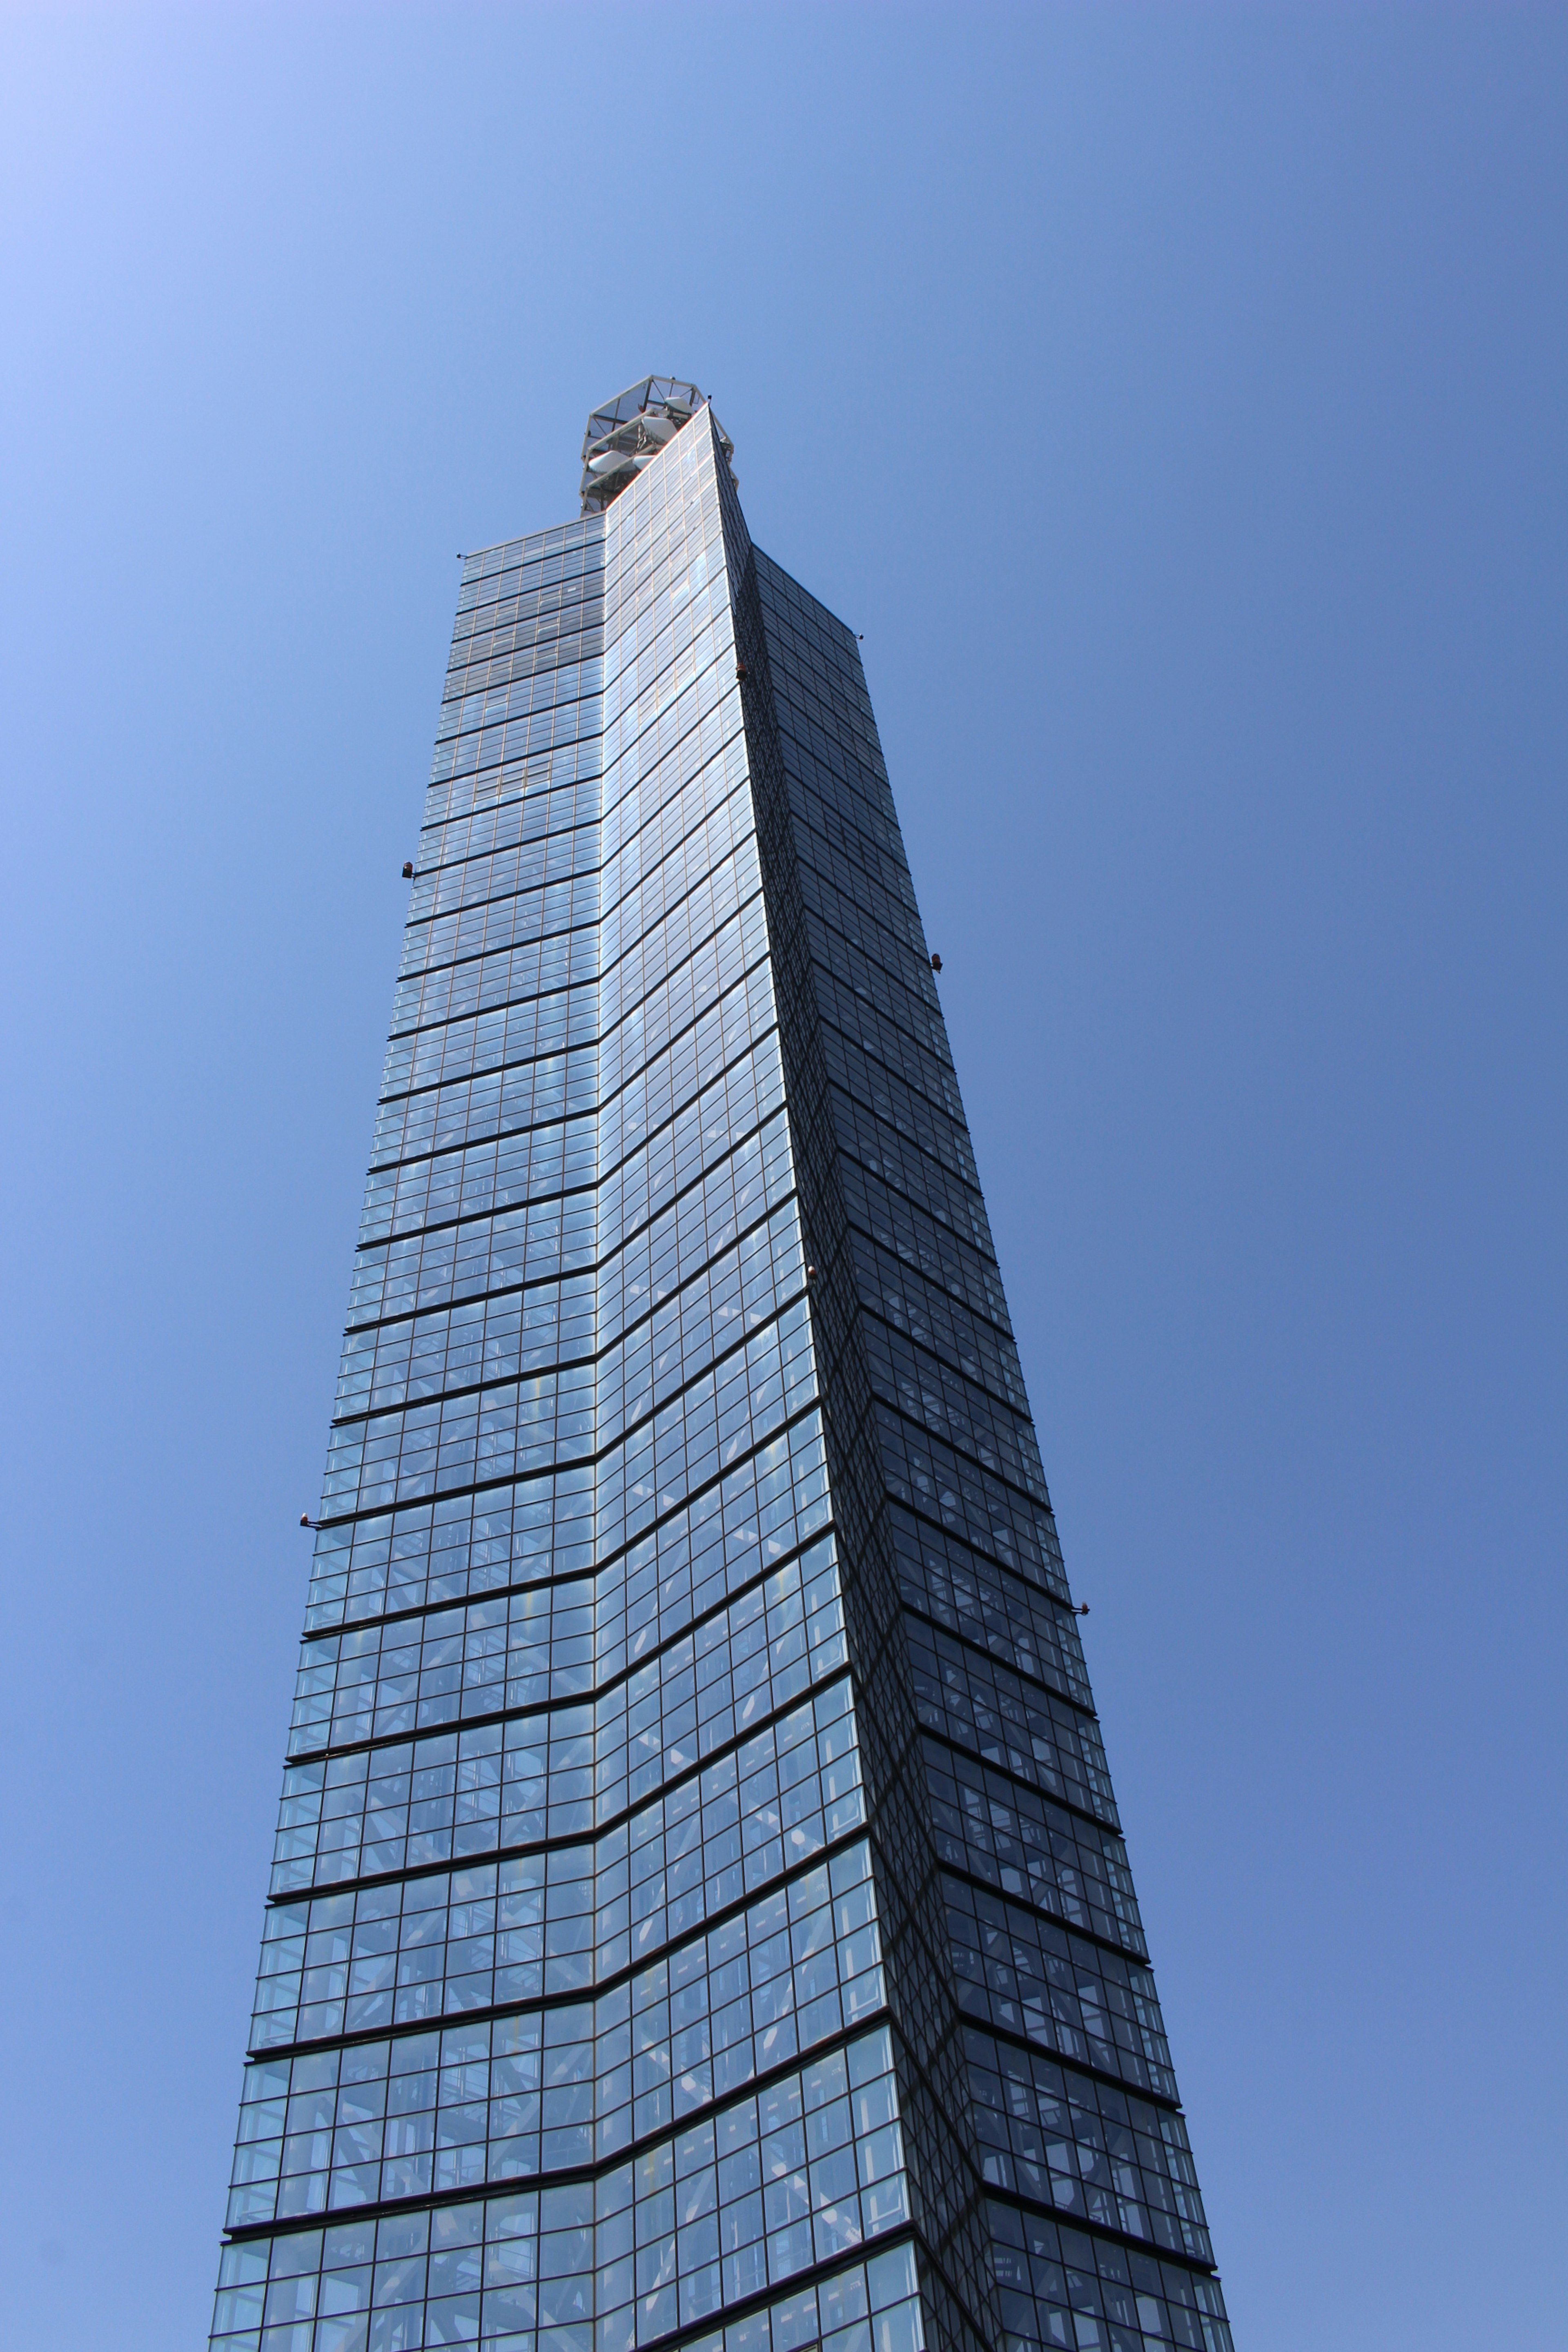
708, 411, 1003, 2352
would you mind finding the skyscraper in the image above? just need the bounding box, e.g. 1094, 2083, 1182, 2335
209, 380, 1232, 2352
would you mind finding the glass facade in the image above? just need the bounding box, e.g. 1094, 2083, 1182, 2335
211, 392, 1231, 2352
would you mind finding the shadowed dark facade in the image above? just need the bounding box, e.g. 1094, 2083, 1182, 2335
209, 387, 1231, 2352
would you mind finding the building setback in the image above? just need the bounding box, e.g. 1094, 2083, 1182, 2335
209, 382, 1232, 2352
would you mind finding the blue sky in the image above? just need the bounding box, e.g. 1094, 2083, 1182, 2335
1, 7, 1564, 2346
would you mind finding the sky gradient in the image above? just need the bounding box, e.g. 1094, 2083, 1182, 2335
2, 7, 1564, 2348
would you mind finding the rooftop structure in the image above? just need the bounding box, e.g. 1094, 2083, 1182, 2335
579, 374, 735, 512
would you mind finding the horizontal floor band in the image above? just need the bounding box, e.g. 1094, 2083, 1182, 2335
256, 1818, 874, 2034
276, 1658, 854, 1865
287, 1545, 847, 1766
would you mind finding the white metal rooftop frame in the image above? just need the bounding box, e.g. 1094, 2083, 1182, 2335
579, 375, 735, 513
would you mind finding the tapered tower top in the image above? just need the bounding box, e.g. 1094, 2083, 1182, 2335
579, 374, 735, 513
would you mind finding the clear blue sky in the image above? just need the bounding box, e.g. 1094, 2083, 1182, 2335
2, 7, 1563, 2346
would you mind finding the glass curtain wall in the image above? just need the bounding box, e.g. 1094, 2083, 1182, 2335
212, 410, 922, 2352
209, 403, 1230, 2352
733, 518, 1233, 2352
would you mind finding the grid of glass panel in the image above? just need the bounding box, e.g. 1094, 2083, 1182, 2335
212, 399, 1229, 2352
214, 412, 918, 2352
741, 546, 1232, 2348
